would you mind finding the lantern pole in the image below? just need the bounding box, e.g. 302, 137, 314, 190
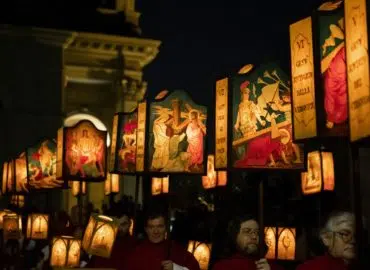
78, 181, 83, 226
133, 175, 140, 236
258, 175, 265, 259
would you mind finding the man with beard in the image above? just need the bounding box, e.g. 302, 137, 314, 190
87, 211, 137, 269
125, 209, 200, 270
297, 211, 356, 269
212, 215, 283, 270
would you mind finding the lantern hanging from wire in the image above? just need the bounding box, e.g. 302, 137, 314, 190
57, 120, 108, 181
70, 181, 87, 196
82, 214, 119, 258
3, 213, 22, 241
301, 149, 335, 195
104, 173, 120, 195
187, 241, 212, 270
151, 176, 169, 196
10, 195, 25, 208
50, 236, 81, 268
2, 158, 29, 194
26, 213, 49, 240
0, 209, 13, 229
202, 155, 228, 189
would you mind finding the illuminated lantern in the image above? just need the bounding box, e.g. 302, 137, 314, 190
129, 218, 134, 236
264, 227, 277, 260
277, 227, 296, 260
104, 173, 120, 195
151, 176, 169, 196
26, 213, 49, 239
202, 155, 228, 189
3, 213, 22, 241
70, 181, 87, 196
2, 157, 28, 194
50, 236, 81, 268
82, 214, 119, 258
0, 209, 13, 229
57, 120, 108, 181
301, 150, 335, 195
187, 241, 212, 270
10, 195, 25, 208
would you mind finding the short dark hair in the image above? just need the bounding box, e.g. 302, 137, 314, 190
144, 208, 168, 226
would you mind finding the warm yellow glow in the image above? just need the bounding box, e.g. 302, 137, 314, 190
187, 241, 212, 270
82, 214, 119, 258
64, 113, 111, 146
238, 64, 254, 74
202, 155, 227, 189
318, 1, 343, 11
50, 236, 81, 268
151, 176, 169, 195
15, 153, 28, 193
26, 214, 49, 240
3, 214, 22, 240
277, 228, 296, 260
264, 227, 277, 260
71, 181, 87, 196
129, 218, 134, 236
217, 171, 228, 186
10, 195, 25, 208
302, 151, 335, 195
105, 173, 120, 195
2, 162, 8, 194
0, 209, 12, 229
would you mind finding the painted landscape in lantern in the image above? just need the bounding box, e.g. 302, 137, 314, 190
116, 113, 138, 173
318, 4, 348, 136
231, 64, 304, 169
27, 140, 65, 189
64, 121, 107, 179
148, 90, 207, 174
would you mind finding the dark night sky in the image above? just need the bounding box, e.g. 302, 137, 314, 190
138, 0, 324, 103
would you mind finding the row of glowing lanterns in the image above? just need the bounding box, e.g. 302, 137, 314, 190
0, 210, 296, 269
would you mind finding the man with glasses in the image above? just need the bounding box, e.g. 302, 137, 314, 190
297, 211, 356, 269
212, 215, 283, 270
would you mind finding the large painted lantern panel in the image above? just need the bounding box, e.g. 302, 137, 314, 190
3, 213, 22, 241
27, 139, 66, 189
57, 120, 108, 181
110, 111, 138, 174
231, 64, 304, 169
148, 90, 207, 174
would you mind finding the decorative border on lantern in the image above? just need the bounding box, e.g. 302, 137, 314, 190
109, 109, 141, 176
57, 120, 108, 182
143, 89, 209, 177
25, 137, 69, 191
218, 63, 306, 172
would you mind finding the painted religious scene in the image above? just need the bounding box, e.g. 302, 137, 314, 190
318, 3, 348, 136
231, 64, 304, 169
63, 121, 107, 180
148, 90, 207, 174
27, 139, 66, 189
111, 112, 138, 174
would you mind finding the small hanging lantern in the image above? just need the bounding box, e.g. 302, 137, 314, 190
70, 181, 87, 196
82, 214, 119, 258
104, 173, 120, 195
301, 149, 335, 195
0, 209, 13, 229
3, 213, 22, 241
50, 236, 81, 268
264, 227, 277, 260
187, 241, 212, 270
2, 160, 14, 194
57, 120, 108, 181
10, 195, 25, 208
202, 155, 228, 189
151, 176, 169, 196
277, 227, 296, 260
26, 213, 49, 240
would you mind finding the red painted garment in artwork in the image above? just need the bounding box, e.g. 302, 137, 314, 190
123, 120, 138, 134
235, 134, 282, 167
124, 240, 200, 270
87, 235, 137, 270
186, 123, 204, 167
296, 254, 349, 270
324, 46, 348, 124
212, 254, 284, 270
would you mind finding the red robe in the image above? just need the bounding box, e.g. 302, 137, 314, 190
296, 254, 348, 270
212, 254, 284, 270
87, 235, 137, 269
125, 240, 200, 270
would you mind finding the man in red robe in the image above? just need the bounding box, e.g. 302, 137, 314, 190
296, 211, 356, 270
125, 210, 200, 270
87, 211, 137, 269
212, 215, 283, 270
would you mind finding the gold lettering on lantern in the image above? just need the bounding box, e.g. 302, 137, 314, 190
290, 17, 317, 140
110, 115, 118, 171
215, 78, 228, 169
56, 128, 64, 179
345, 0, 370, 141
136, 102, 146, 172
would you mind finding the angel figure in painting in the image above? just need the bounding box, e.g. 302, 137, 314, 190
322, 18, 347, 129
186, 110, 206, 171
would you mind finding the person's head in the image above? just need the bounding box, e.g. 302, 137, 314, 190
116, 212, 132, 237
190, 111, 198, 122
240, 81, 251, 100
144, 210, 167, 244
227, 214, 263, 257
320, 211, 355, 262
